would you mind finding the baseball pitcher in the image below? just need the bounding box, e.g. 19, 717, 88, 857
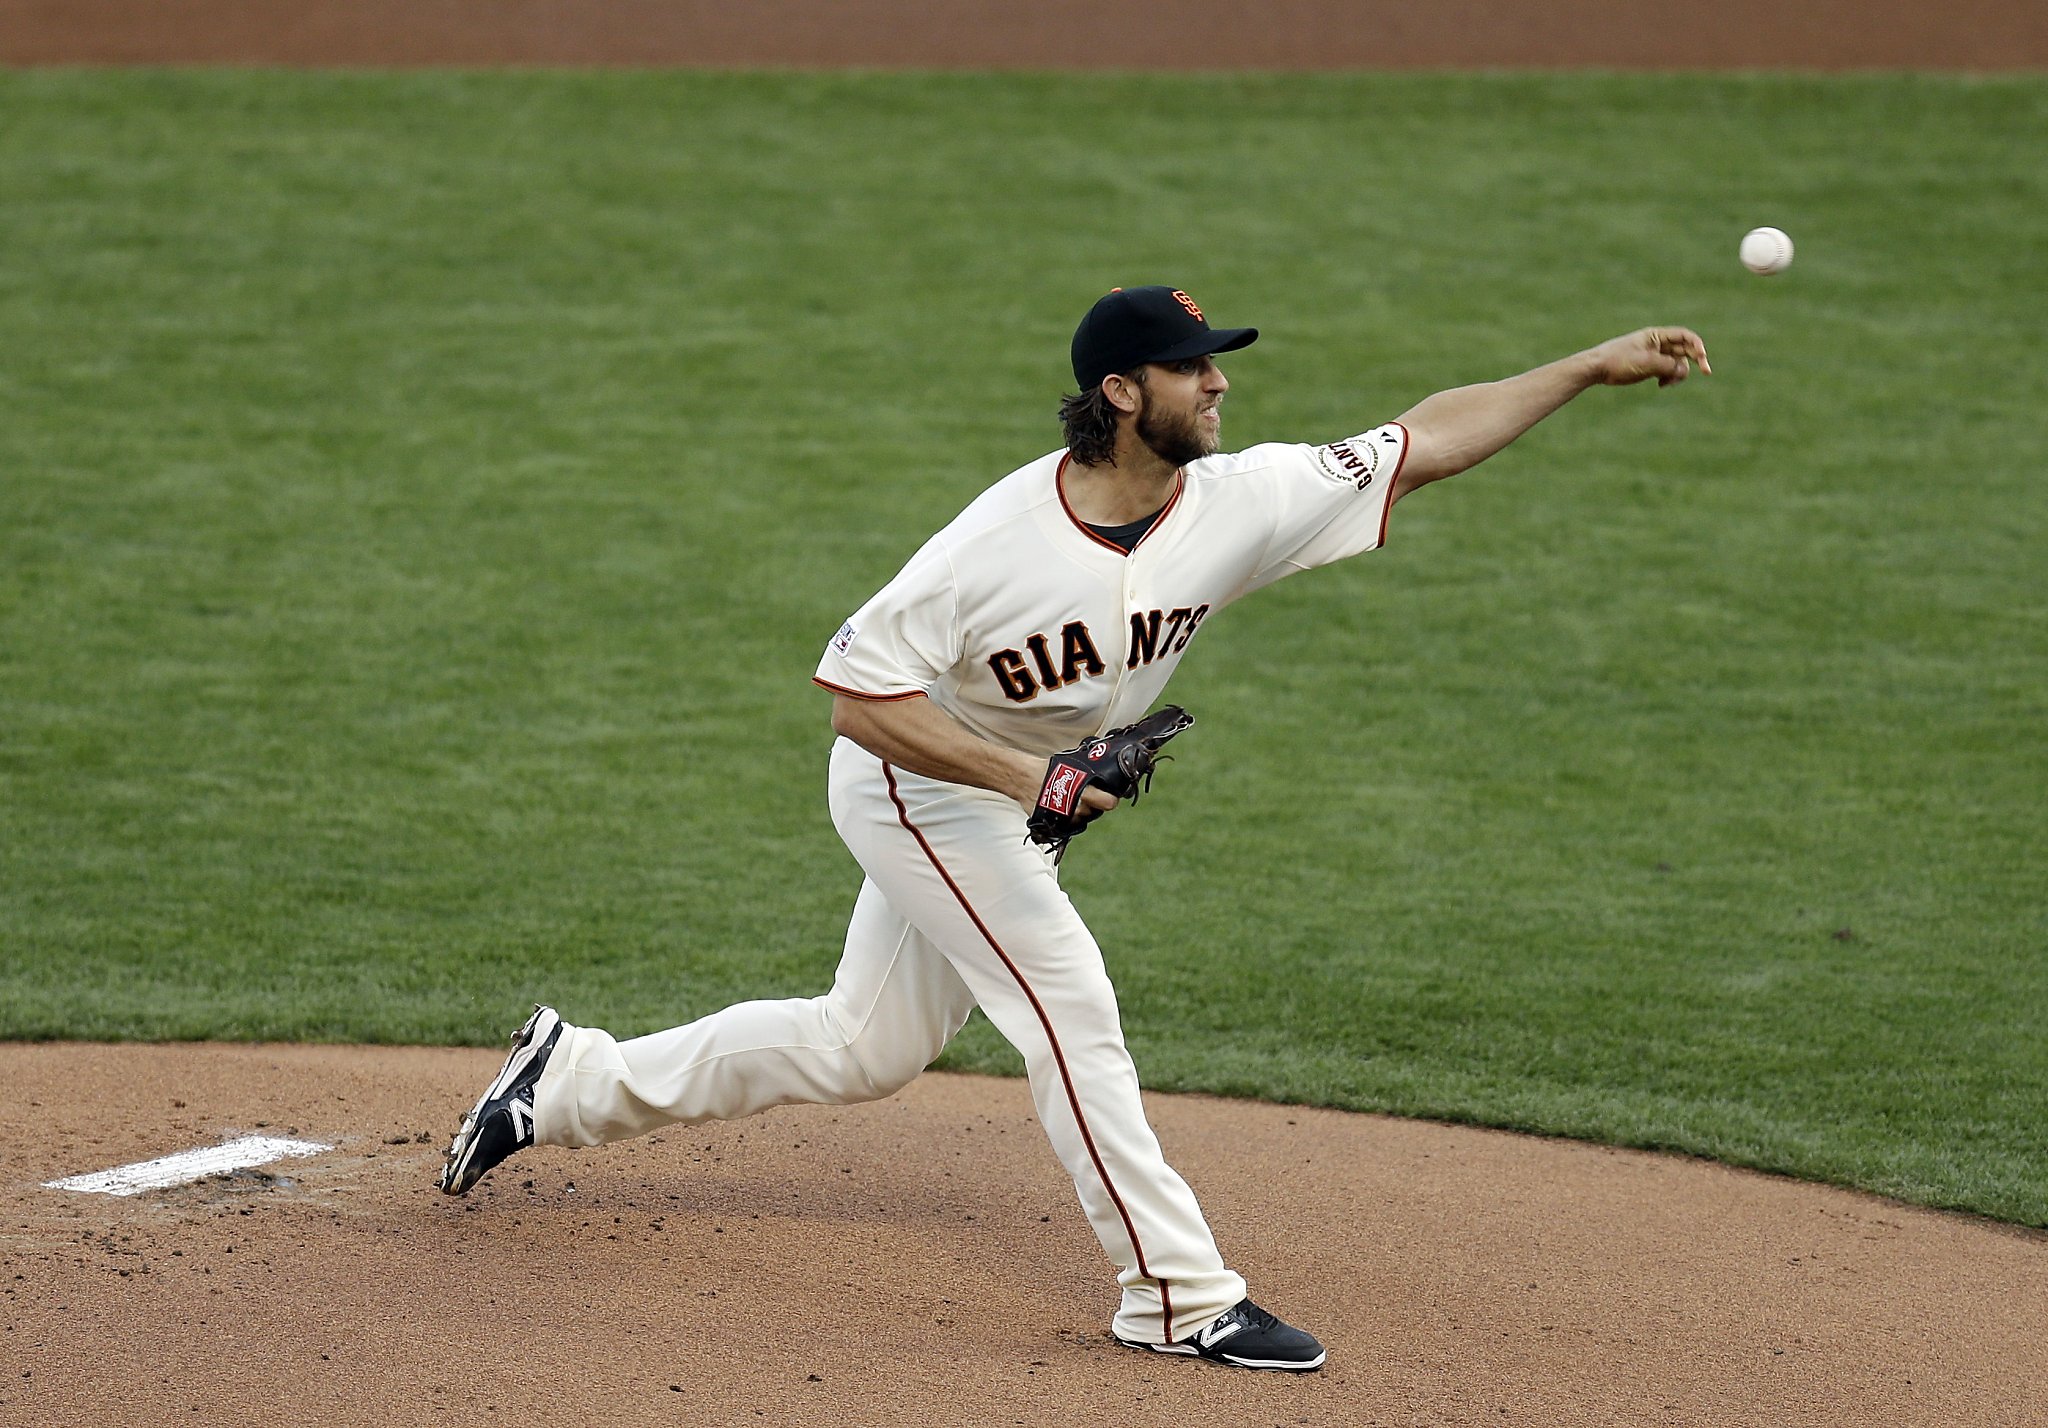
440, 285, 1708, 1372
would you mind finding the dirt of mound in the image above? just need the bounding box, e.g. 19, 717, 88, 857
2, 0, 2044, 69
4, 1042, 2045, 1428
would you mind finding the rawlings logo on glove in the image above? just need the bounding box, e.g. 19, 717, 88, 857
1026, 705, 1195, 860
1040, 763, 1089, 816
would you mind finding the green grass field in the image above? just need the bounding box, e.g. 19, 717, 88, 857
2, 71, 2043, 1223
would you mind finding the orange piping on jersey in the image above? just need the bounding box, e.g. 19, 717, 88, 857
880, 762, 1176, 1341
1055, 451, 1185, 558
812, 678, 929, 703
1377, 422, 1412, 548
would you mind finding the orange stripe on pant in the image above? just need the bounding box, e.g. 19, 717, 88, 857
531, 738, 1244, 1343
882, 760, 1175, 1337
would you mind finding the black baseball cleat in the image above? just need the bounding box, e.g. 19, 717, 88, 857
438, 1004, 563, 1196
1116, 1298, 1327, 1372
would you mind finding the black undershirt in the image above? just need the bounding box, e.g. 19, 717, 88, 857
1084, 507, 1164, 553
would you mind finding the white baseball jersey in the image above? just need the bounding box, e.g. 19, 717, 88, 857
530, 420, 1412, 1352
814, 424, 1409, 751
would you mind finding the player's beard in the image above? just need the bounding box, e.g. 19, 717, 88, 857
1136, 396, 1217, 468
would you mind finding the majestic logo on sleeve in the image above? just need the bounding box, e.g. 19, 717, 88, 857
1314, 437, 1383, 491
830, 621, 857, 655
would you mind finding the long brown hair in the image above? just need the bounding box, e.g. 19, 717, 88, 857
1056, 368, 1145, 466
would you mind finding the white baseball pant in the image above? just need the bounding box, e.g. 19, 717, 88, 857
531, 736, 1245, 1343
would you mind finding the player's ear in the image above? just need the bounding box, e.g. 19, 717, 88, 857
1101, 371, 1144, 416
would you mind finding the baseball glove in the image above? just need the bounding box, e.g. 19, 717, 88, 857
1025, 705, 1195, 860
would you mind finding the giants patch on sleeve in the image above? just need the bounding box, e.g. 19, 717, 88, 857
830, 620, 857, 655
1314, 437, 1384, 492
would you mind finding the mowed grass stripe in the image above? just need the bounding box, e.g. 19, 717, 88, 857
1, 71, 2042, 1222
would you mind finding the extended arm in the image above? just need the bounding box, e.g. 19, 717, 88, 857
831, 692, 1117, 814
1392, 327, 1709, 502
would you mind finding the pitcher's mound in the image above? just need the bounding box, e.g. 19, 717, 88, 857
5, 1042, 2043, 1426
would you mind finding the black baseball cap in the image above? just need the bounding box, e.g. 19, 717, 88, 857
1070, 286, 1258, 392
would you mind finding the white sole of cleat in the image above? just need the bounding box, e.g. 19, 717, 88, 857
1115, 1335, 1324, 1372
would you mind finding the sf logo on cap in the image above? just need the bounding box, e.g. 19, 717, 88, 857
1171, 290, 1204, 321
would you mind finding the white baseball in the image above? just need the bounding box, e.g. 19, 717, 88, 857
1740, 226, 1794, 276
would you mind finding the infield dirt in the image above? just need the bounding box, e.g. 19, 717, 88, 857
3, 0, 2043, 68
9, 1043, 2046, 1427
